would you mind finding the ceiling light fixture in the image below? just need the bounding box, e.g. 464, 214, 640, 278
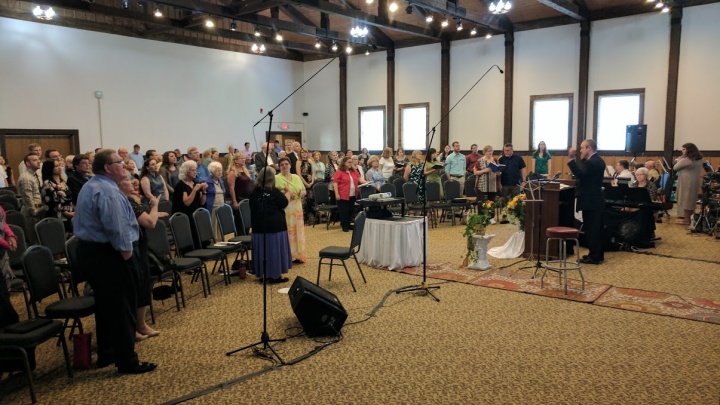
366, 0, 373, 3
205, 19, 214, 27
425, 14, 433, 23
122, 0, 129, 9
331, 41, 338, 51
441, 19, 449, 27
456, 20, 463, 31
154, 7, 162, 17
275, 32, 283, 41
365, 48, 370, 55
661, 5, 670, 12
470, 26, 477, 35
315, 40, 321, 49
485, 33, 492, 39
32, 5, 55, 20
254, 26, 261, 37
350, 25, 369, 38
230, 21, 237, 31
388, 1, 398, 12
251, 43, 266, 54
489, 0, 512, 14
346, 45, 353, 54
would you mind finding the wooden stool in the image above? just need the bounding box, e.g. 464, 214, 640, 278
541, 226, 584, 294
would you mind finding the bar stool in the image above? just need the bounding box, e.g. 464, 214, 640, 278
541, 226, 584, 294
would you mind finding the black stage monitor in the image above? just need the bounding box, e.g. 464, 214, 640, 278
625, 124, 647, 154
289, 276, 347, 337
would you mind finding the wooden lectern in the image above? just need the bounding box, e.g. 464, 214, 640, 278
522, 180, 576, 260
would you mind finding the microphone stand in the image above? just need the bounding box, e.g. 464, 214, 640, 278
227, 55, 339, 362
396, 64, 504, 302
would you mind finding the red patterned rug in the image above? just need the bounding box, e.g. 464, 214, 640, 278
391, 262, 720, 325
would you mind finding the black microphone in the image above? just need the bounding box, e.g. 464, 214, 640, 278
497, 66, 504, 74
552, 171, 562, 180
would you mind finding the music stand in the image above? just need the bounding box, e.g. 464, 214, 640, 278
513, 179, 548, 277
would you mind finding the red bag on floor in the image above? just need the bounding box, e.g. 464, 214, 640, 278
232, 260, 247, 279
72, 332, 92, 369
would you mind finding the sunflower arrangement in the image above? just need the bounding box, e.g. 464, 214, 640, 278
505, 193, 526, 231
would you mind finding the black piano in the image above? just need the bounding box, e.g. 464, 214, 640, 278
602, 185, 662, 249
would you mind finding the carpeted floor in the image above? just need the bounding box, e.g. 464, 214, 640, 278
1, 217, 719, 404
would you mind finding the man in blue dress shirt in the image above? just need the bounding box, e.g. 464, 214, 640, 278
74, 149, 157, 374
444, 141, 467, 196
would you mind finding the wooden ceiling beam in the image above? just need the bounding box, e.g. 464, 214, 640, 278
536, 0, 588, 20
408, 0, 512, 32
294, 0, 441, 40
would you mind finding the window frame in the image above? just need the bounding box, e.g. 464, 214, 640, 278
593, 88, 645, 152
398, 102, 430, 151
529, 93, 574, 152
358, 105, 386, 151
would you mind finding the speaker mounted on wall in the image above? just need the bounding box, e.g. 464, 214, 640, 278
625, 124, 647, 154
289, 276, 348, 337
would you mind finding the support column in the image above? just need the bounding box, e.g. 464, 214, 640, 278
340, 55, 347, 152
577, 20, 590, 146
440, 40, 450, 148
503, 31, 514, 146
386, 47, 396, 149
664, 7, 682, 163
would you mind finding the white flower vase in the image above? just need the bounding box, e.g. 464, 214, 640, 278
468, 234, 495, 270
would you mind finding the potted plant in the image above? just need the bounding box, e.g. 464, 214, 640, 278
462, 200, 496, 265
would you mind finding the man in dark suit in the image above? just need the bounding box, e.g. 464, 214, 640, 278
288, 141, 301, 174
67, 154, 91, 206
567, 139, 606, 265
254, 142, 278, 173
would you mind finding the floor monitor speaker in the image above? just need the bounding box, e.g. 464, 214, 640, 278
289, 276, 348, 337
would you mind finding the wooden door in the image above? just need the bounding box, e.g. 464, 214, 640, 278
0, 129, 79, 168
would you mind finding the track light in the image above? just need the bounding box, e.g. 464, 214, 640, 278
405, 5, 413, 14
331, 41, 338, 51
205, 19, 214, 28
122, 0, 129, 9
425, 14, 433, 23
388, 1, 398, 12
346, 45, 352, 54
32, 5, 55, 19
365, 48, 370, 55
441, 19, 449, 27
275, 32, 283, 41
230, 21, 237, 31
254, 26, 261, 37
470, 26, 477, 35
154, 7, 162, 17
456, 20, 463, 31
485, 33, 492, 39
315, 40, 321, 49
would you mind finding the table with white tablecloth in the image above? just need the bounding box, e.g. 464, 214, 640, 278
356, 217, 427, 270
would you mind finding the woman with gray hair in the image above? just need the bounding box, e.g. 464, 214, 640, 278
172, 160, 208, 247
202, 161, 226, 237
249, 167, 292, 283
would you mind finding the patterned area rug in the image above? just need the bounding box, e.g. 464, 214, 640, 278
393, 262, 720, 325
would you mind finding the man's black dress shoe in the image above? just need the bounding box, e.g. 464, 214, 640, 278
118, 361, 157, 374
579, 257, 602, 265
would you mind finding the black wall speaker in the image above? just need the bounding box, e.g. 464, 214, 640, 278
288, 276, 348, 337
625, 124, 647, 154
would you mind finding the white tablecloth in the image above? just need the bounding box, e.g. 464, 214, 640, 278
357, 217, 427, 270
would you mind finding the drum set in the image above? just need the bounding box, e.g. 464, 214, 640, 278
692, 171, 720, 235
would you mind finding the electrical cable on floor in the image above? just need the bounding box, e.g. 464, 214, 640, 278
628, 247, 720, 265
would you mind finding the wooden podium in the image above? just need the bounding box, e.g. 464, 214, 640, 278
522, 180, 576, 259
